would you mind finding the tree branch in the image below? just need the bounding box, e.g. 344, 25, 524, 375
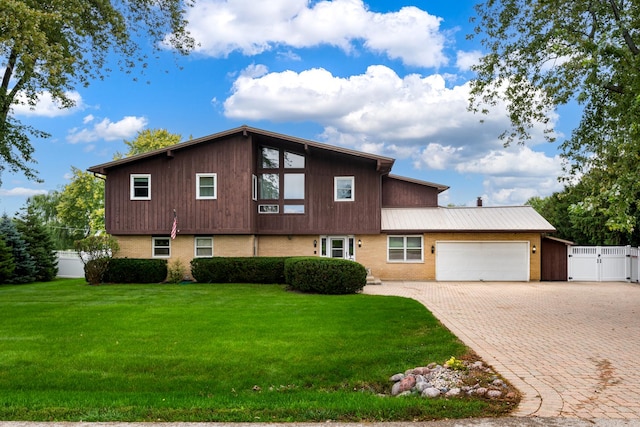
608, 0, 640, 55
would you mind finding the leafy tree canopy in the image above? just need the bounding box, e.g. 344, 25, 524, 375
470, 0, 640, 234
113, 129, 182, 159
0, 0, 194, 184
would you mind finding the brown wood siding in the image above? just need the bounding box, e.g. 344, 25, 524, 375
105, 134, 254, 235
255, 146, 382, 234
541, 237, 568, 281
382, 176, 439, 207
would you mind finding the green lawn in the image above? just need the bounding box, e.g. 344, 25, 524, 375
0, 279, 510, 421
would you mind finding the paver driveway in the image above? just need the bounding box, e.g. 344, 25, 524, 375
363, 281, 640, 420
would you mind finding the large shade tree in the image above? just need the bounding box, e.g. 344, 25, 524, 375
0, 0, 194, 184
470, 0, 640, 235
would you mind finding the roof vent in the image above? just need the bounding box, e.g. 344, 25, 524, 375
477, 197, 483, 207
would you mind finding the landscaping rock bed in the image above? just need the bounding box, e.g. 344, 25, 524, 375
389, 358, 519, 401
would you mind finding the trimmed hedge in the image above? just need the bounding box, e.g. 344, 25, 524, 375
284, 257, 366, 294
101, 258, 168, 284
191, 257, 287, 284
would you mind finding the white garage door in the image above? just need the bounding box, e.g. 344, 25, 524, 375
436, 241, 530, 281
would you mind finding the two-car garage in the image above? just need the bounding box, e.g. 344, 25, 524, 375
435, 241, 531, 281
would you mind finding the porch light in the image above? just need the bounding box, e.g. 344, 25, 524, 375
431, 245, 435, 254
532, 245, 537, 254
358, 239, 362, 248
313, 240, 317, 248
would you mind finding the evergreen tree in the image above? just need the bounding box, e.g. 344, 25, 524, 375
0, 236, 15, 284
0, 214, 36, 284
15, 204, 58, 281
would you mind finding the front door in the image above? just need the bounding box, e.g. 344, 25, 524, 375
323, 236, 355, 260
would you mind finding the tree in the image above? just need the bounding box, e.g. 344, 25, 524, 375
57, 167, 105, 237
469, 0, 640, 233
75, 235, 119, 285
113, 129, 182, 159
0, 236, 15, 284
24, 192, 76, 249
0, 213, 35, 284
15, 203, 58, 281
0, 0, 194, 184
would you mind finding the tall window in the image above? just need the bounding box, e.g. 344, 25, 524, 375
334, 176, 354, 201
258, 146, 305, 214
153, 237, 170, 257
131, 174, 151, 200
196, 173, 217, 199
388, 236, 423, 262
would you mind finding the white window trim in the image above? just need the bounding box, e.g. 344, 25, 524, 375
194, 236, 214, 258
252, 174, 258, 201
152, 237, 171, 258
334, 176, 355, 201
387, 235, 424, 263
130, 174, 151, 200
258, 204, 279, 214
196, 173, 217, 199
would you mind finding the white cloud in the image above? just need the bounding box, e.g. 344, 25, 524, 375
223, 63, 564, 206
67, 116, 148, 144
0, 187, 49, 197
456, 50, 482, 71
183, 0, 447, 67
11, 91, 84, 117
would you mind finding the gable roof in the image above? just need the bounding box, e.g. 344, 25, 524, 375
87, 125, 396, 175
381, 206, 556, 233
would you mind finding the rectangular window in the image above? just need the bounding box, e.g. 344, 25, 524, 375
258, 204, 279, 213
259, 174, 279, 199
284, 151, 305, 168
195, 237, 213, 257
284, 173, 305, 199
196, 173, 217, 199
334, 176, 354, 201
252, 174, 258, 201
153, 237, 170, 258
260, 147, 280, 168
387, 235, 423, 262
131, 174, 151, 200
283, 204, 304, 214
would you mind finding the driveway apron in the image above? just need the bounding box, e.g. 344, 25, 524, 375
363, 281, 640, 420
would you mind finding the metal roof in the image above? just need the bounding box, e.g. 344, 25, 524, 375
381, 206, 556, 232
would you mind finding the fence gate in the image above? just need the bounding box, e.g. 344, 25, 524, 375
568, 246, 636, 282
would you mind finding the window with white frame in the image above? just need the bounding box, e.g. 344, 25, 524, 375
334, 176, 354, 201
131, 174, 151, 200
152, 237, 170, 257
387, 235, 423, 262
257, 146, 306, 214
252, 174, 258, 201
194, 237, 213, 257
196, 173, 217, 199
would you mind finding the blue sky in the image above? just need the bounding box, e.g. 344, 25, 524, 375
1, 0, 577, 216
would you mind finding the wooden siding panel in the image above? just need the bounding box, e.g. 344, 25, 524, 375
382, 176, 439, 207
105, 135, 254, 235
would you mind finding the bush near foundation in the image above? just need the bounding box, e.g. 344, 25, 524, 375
191, 257, 287, 284
285, 257, 366, 294
101, 258, 168, 283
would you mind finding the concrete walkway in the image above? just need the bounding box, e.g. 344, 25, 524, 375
363, 281, 640, 421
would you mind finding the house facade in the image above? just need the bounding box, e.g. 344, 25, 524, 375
88, 126, 555, 282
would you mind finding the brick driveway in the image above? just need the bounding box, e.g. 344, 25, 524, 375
363, 281, 640, 420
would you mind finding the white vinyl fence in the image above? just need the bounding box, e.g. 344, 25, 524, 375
56, 251, 85, 278
568, 246, 639, 282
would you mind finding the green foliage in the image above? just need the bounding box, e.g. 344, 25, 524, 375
74, 235, 119, 285
101, 258, 168, 284
191, 257, 288, 284
470, 0, 640, 234
0, 214, 36, 284
0, 237, 15, 283
57, 167, 105, 236
0, 0, 194, 184
24, 192, 77, 250
14, 203, 58, 281
166, 259, 186, 283
285, 257, 366, 295
113, 129, 182, 159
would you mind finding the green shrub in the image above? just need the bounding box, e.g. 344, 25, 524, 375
166, 259, 187, 284
284, 257, 366, 294
191, 257, 287, 284
102, 258, 168, 283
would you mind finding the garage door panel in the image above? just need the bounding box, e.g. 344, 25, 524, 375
436, 242, 529, 281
